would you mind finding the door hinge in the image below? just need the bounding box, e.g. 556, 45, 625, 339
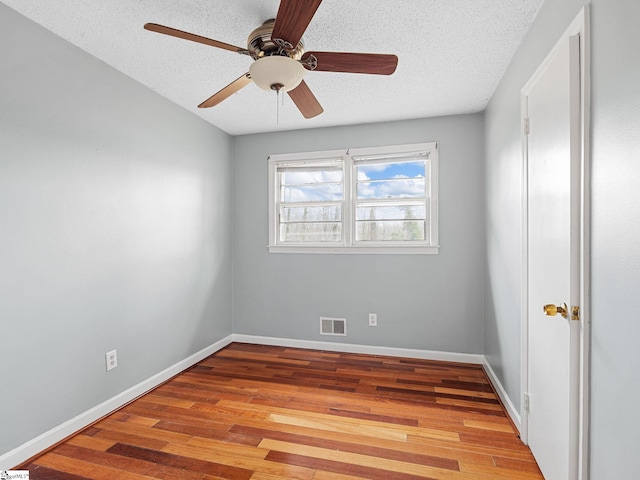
524, 393, 530, 413
524, 117, 530, 135
571, 305, 580, 321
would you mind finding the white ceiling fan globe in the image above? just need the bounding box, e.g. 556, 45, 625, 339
249, 56, 305, 92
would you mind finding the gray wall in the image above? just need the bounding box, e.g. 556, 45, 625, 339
484, 0, 640, 477
0, 5, 233, 456
8, 0, 639, 474
233, 114, 485, 353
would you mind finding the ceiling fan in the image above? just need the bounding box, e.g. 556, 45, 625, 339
144, 0, 398, 119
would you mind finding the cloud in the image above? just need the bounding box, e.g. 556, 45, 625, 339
280, 163, 425, 202
358, 163, 390, 173
357, 177, 425, 199
282, 170, 343, 202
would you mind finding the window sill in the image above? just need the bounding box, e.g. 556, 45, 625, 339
268, 245, 440, 255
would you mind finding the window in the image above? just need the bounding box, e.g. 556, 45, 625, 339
268, 142, 438, 254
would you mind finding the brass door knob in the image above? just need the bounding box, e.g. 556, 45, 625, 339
543, 303, 568, 319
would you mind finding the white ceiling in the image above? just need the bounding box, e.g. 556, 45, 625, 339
2, 0, 544, 136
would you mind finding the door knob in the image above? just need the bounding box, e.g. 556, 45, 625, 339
543, 303, 568, 319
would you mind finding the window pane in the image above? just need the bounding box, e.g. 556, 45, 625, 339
356, 220, 426, 241
280, 168, 343, 202
356, 205, 426, 221
357, 177, 425, 199
280, 223, 342, 242
281, 205, 341, 223
356, 161, 426, 199
281, 183, 343, 202
281, 169, 342, 184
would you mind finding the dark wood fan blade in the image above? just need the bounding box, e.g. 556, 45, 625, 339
271, 0, 323, 49
198, 74, 252, 108
303, 51, 398, 75
144, 23, 248, 54
287, 80, 323, 119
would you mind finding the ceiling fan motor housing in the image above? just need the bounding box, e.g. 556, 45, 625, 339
246, 19, 304, 60
246, 19, 306, 92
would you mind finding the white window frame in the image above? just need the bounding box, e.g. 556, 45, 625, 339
268, 142, 439, 254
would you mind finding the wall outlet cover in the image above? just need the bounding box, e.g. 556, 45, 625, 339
106, 349, 118, 371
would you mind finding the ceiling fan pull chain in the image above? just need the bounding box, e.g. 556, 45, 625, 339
276, 89, 280, 125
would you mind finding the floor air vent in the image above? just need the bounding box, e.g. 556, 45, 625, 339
320, 317, 347, 336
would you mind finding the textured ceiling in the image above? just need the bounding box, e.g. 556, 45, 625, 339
2, 0, 544, 136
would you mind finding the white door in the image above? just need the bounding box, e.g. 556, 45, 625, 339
525, 34, 582, 480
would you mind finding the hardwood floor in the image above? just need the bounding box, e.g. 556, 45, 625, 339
22, 343, 543, 479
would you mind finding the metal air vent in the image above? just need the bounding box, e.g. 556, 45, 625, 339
320, 317, 346, 336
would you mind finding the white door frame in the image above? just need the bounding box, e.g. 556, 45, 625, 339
520, 6, 591, 480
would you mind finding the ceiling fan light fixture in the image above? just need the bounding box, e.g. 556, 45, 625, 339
249, 56, 305, 92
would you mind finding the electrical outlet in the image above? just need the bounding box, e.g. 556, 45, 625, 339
106, 349, 117, 371
368, 313, 377, 326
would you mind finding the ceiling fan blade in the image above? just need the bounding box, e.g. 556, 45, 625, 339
144, 23, 248, 54
271, 0, 323, 49
287, 80, 324, 119
198, 73, 252, 108
303, 51, 398, 75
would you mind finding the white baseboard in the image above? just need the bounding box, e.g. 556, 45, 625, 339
482, 358, 522, 433
0, 335, 233, 470
2, 334, 523, 470
232, 334, 485, 364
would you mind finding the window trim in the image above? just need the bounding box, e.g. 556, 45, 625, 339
268, 143, 439, 254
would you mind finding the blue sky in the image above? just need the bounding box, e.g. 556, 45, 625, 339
281, 160, 426, 202
357, 161, 424, 181
357, 161, 426, 199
